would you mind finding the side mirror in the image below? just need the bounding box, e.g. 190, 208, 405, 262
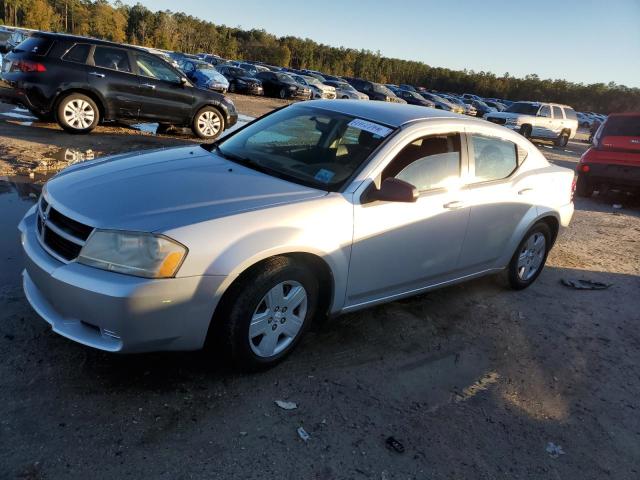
363, 178, 419, 204
180, 77, 188, 86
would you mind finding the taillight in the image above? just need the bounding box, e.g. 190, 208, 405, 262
580, 164, 590, 172
11, 60, 47, 73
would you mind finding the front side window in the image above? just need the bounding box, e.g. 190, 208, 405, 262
382, 134, 461, 192
538, 106, 551, 118
552, 106, 564, 119
135, 53, 180, 82
471, 135, 518, 182
93, 46, 131, 72
62, 44, 90, 64
214, 106, 394, 191
564, 108, 577, 120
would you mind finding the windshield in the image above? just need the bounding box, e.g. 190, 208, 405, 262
602, 116, 640, 137
373, 84, 395, 96
506, 102, 540, 115
213, 106, 395, 191
275, 73, 296, 83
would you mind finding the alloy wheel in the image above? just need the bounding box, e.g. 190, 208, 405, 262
516, 232, 546, 281
63, 99, 95, 130
197, 110, 221, 137
248, 280, 308, 358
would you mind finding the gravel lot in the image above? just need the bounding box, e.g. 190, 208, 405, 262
1, 97, 639, 479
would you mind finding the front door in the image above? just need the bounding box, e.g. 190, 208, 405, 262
87, 45, 140, 119
346, 132, 470, 308
533, 105, 554, 138
132, 52, 194, 124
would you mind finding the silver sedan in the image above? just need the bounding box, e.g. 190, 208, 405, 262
19, 100, 575, 369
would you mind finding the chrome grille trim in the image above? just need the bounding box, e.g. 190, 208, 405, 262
36, 194, 94, 263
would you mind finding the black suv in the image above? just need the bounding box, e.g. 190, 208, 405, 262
254, 71, 311, 99
0, 33, 237, 139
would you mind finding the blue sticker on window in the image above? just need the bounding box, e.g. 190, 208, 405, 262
314, 168, 335, 183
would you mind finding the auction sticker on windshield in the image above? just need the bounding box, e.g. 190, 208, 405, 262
348, 119, 393, 137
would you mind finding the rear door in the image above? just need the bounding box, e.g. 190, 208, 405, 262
87, 45, 140, 119
551, 105, 566, 137
132, 52, 194, 124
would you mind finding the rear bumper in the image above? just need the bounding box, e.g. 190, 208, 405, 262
578, 162, 640, 189
19, 208, 226, 353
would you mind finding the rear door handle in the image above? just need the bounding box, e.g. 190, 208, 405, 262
140, 83, 156, 90
518, 188, 534, 195
443, 201, 464, 209
89, 71, 105, 78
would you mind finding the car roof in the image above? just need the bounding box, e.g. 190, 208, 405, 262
299, 99, 467, 127
34, 31, 150, 53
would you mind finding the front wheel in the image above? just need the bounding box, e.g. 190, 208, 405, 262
56, 93, 100, 134
507, 222, 551, 290
192, 106, 224, 140
555, 130, 570, 147
279, 88, 287, 99
218, 257, 318, 370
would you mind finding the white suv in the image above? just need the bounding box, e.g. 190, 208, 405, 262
485, 101, 579, 147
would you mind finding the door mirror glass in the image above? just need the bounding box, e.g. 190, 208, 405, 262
364, 178, 418, 203
180, 76, 188, 85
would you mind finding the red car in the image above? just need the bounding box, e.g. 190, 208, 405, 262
575, 113, 640, 196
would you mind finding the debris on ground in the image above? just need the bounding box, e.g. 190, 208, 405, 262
297, 427, 310, 442
546, 442, 566, 458
275, 400, 298, 410
385, 436, 405, 453
561, 279, 612, 290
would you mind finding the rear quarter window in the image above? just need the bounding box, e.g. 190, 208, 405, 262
12, 37, 54, 56
563, 108, 577, 121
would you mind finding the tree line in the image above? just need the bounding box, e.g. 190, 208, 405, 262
1, 0, 637, 113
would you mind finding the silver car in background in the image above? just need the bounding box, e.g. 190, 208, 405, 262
19, 101, 574, 369
323, 80, 370, 100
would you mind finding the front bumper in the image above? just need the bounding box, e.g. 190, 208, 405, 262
19, 207, 226, 353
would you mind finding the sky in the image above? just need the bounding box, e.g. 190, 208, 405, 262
120, 0, 640, 87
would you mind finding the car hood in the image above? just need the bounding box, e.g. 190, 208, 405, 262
45, 146, 326, 232
485, 111, 531, 119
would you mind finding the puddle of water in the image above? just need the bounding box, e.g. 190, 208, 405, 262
0, 178, 41, 287
131, 122, 160, 134
131, 116, 254, 137
1, 111, 37, 121
50, 148, 95, 165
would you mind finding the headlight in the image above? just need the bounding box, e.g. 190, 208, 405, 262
78, 230, 187, 278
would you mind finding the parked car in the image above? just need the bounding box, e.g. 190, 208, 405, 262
201, 54, 226, 66
343, 77, 405, 103
289, 74, 336, 99
483, 100, 506, 111
577, 112, 594, 128
463, 98, 496, 117
19, 100, 575, 369
575, 113, 640, 196
419, 92, 463, 113
463, 93, 483, 101
399, 84, 417, 92
391, 88, 435, 107
485, 101, 579, 147
255, 71, 311, 99
0, 33, 237, 139
441, 94, 477, 116
323, 80, 369, 100
178, 58, 229, 93
216, 65, 264, 95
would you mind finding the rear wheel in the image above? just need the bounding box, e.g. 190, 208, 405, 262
229, 82, 236, 93
56, 93, 99, 134
555, 130, 570, 147
192, 106, 224, 140
507, 222, 551, 290
217, 256, 318, 370
575, 174, 594, 197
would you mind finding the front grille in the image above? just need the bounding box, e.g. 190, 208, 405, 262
36, 195, 93, 262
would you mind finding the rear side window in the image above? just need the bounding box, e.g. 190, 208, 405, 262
602, 116, 640, 136
12, 37, 53, 56
552, 106, 564, 119
62, 44, 90, 64
470, 135, 518, 182
93, 46, 131, 73
564, 108, 577, 120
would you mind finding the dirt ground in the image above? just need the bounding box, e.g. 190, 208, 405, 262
1, 96, 639, 479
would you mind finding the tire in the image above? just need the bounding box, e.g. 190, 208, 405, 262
56, 93, 99, 134
520, 124, 532, 139
192, 106, 224, 140
341, 95, 349, 100
507, 222, 551, 290
217, 256, 319, 370
228, 82, 236, 93
575, 174, 594, 197
279, 88, 287, 99
555, 130, 569, 147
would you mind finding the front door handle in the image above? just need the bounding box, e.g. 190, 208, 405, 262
140, 83, 156, 90
518, 188, 534, 195
443, 200, 464, 209
89, 71, 105, 78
